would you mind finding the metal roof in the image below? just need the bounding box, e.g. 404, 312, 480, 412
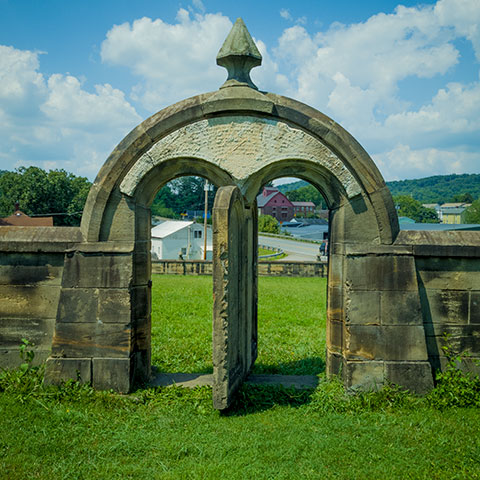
0, 210, 53, 226
151, 221, 194, 239
256, 190, 293, 208
292, 201, 315, 207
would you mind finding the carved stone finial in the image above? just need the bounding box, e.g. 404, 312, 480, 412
216, 18, 262, 89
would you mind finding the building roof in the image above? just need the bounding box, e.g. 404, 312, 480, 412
441, 208, 466, 215
257, 191, 277, 207
256, 188, 293, 208
398, 216, 416, 223
0, 210, 53, 226
440, 203, 469, 209
151, 221, 194, 239
292, 201, 315, 207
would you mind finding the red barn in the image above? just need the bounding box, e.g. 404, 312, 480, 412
256, 187, 294, 222
292, 201, 315, 217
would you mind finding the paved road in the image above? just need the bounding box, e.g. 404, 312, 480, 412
258, 235, 320, 261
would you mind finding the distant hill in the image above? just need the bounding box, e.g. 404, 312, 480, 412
386, 174, 480, 203
276, 174, 480, 204
276, 180, 308, 194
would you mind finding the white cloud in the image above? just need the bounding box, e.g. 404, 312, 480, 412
2, 0, 479, 182
384, 80, 480, 142
280, 9, 292, 21
101, 9, 285, 110
435, 0, 480, 59
101, 10, 233, 110
0, 45, 141, 179
192, 0, 205, 14
272, 0, 480, 179
374, 145, 480, 180
275, 5, 461, 116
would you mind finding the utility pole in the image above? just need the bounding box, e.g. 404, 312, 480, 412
203, 180, 209, 260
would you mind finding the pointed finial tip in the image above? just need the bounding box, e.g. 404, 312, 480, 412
216, 18, 262, 89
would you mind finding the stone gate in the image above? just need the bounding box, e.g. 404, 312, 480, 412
1, 19, 479, 409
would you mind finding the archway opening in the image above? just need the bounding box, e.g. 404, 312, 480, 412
252, 176, 329, 378
149, 175, 217, 376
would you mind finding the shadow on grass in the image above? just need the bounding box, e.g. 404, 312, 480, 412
147, 357, 324, 416
222, 383, 316, 416
251, 356, 325, 376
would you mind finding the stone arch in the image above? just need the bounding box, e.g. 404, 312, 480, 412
36, 18, 452, 398
45, 85, 410, 396
81, 89, 398, 245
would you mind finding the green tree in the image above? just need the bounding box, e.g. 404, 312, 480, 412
464, 198, 480, 224
0, 167, 91, 226
285, 185, 327, 209
258, 214, 280, 234
450, 193, 474, 203
152, 177, 217, 215
394, 195, 439, 223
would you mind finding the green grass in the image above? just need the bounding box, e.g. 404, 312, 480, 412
151, 275, 326, 375
258, 247, 287, 259
1, 275, 480, 479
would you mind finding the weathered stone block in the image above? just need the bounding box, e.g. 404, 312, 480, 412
380, 290, 423, 325
135, 204, 151, 242
62, 252, 133, 288
328, 254, 343, 288
0, 285, 60, 319
416, 257, 480, 290
0, 253, 64, 286
133, 251, 150, 285
345, 290, 380, 325
327, 285, 343, 321
133, 316, 151, 352
345, 254, 418, 291
98, 288, 132, 323
325, 351, 343, 377
131, 286, 150, 319
384, 362, 434, 394
57, 288, 98, 323
470, 292, 480, 323
326, 319, 343, 352
345, 361, 384, 391
334, 197, 381, 244
423, 288, 469, 324
425, 324, 480, 356
99, 192, 136, 242
0, 349, 50, 369
44, 357, 92, 385
345, 325, 428, 361
0, 317, 55, 348
51, 322, 131, 358
92, 357, 131, 393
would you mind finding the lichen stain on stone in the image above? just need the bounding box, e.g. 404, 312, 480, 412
120, 115, 361, 198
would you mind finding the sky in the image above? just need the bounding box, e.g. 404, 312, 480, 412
0, 0, 479, 182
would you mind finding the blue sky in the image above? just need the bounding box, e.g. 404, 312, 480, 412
0, 0, 479, 181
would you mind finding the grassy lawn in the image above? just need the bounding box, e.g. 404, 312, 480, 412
151, 275, 326, 375
1, 275, 480, 479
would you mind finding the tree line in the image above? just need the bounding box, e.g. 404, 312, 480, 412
1, 168, 479, 226
278, 174, 480, 206
0, 167, 91, 226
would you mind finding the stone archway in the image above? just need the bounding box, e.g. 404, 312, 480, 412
45, 19, 432, 401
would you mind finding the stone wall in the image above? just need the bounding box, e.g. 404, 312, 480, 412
0, 227, 479, 394
152, 259, 328, 277
400, 231, 480, 375
326, 230, 480, 393
0, 227, 81, 368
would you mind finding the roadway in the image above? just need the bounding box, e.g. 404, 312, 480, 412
258, 235, 320, 261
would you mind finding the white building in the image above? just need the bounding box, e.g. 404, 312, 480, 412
151, 221, 212, 260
